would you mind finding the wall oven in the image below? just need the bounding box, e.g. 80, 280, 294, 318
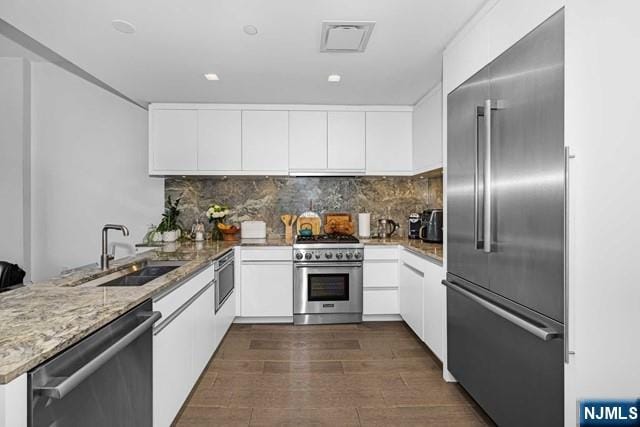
293, 243, 363, 325
214, 250, 234, 313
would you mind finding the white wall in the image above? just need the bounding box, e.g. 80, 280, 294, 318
412, 82, 442, 174
29, 62, 163, 280
564, 1, 640, 425
0, 57, 29, 271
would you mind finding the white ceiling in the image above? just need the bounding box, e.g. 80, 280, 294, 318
0, 0, 485, 106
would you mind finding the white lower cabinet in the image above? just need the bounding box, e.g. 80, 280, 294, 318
399, 258, 425, 340
215, 290, 236, 343
363, 246, 400, 315
241, 261, 293, 317
153, 298, 194, 427
422, 259, 444, 360
153, 264, 223, 427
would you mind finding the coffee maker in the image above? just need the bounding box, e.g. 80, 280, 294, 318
408, 213, 422, 239
420, 209, 444, 243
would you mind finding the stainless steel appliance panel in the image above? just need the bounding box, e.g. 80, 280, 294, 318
488, 10, 565, 321
28, 300, 158, 427
446, 280, 563, 427
294, 262, 363, 317
447, 67, 491, 289
215, 252, 234, 313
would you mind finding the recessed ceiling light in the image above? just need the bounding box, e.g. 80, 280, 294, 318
243, 25, 258, 36
111, 19, 136, 34
328, 74, 341, 83
204, 73, 220, 81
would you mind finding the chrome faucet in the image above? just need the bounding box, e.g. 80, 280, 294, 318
101, 224, 130, 270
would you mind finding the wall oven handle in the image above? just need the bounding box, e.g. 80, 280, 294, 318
294, 262, 363, 268
34, 311, 161, 400
442, 280, 561, 341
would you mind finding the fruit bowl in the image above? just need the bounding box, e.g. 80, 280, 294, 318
217, 223, 240, 241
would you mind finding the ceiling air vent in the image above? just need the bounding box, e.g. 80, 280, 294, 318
320, 21, 376, 53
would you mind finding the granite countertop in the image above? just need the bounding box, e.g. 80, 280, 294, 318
0, 236, 441, 384
0, 240, 238, 385
360, 237, 443, 264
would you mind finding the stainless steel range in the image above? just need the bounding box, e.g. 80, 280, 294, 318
293, 234, 363, 325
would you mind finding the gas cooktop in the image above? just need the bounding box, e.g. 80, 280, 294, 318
295, 234, 360, 244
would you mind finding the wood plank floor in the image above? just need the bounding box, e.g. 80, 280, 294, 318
173, 322, 493, 426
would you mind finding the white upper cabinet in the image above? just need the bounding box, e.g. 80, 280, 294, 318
327, 111, 366, 172
241, 110, 289, 174
289, 111, 327, 171
366, 111, 412, 175
197, 110, 241, 172
412, 85, 443, 174
149, 105, 422, 176
150, 109, 198, 172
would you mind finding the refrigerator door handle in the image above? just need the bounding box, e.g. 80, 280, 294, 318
483, 99, 492, 253
564, 146, 575, 363
474, 106, 484, 250
443, 280, 562, 341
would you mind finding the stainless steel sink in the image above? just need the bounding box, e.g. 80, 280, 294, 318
95, 260, 187, 287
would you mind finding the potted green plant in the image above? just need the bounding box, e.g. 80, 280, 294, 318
157, 195, 183, 242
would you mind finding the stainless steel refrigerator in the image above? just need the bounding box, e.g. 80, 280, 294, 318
444, 10, 566, 427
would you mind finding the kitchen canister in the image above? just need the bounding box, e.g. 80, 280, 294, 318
358, 213, 371, 238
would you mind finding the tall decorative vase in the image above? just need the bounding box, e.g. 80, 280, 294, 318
211, 219, 222, 241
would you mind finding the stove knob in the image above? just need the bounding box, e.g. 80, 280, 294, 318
336, 253, 344, 259
315, 253, 321, 259
345, 252, 353, 259
305, 252, 312, 260
324, 252, 333, 259
295, 252, 303, 260
354, 252, 361, 259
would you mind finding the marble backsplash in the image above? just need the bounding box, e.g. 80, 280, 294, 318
165, 171, 443, 238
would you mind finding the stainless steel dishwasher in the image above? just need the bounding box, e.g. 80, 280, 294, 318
28, 300, 161, 427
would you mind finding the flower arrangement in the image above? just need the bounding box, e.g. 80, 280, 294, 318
207, 204, 230, 240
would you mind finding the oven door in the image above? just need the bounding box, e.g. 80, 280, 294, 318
294, 262, 363, 315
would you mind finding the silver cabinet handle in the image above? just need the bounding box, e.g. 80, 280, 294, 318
443, 280, 562, 341
564, 146, 575, 363
34, 311, 161, 399
483, 99, 492, 253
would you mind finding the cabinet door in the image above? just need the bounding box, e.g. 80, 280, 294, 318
191, 284, 217, 379
363, 288, 399, 315
150, 109, 197, 172
215, 290, 236, 343
289, 111, 327, 171
153, 308, 193, 427
399, 261, 424, 339
241, 262, 293, 317
366, 112, 412, 174
327, 111, 365, 171
198, 110, 241, 171
242, 110, 289, 173
422, 260, 444, 360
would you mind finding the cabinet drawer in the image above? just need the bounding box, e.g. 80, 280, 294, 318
153, 263, 214, 319
364, 288, 399, 315
364, 261, 398, 288
241, 247, 292, 261
364, 246, 399, 260
241, 262, 293, 317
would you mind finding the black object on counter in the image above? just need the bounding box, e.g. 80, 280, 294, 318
420, 209, 444, 243
0, 261, 26, 292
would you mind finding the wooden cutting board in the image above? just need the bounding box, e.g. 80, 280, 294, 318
323, 212, 354, 235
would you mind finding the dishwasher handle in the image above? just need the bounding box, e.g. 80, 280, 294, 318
34, 311, 161, 400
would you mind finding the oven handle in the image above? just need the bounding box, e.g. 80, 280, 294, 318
294, 262, 363, 268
